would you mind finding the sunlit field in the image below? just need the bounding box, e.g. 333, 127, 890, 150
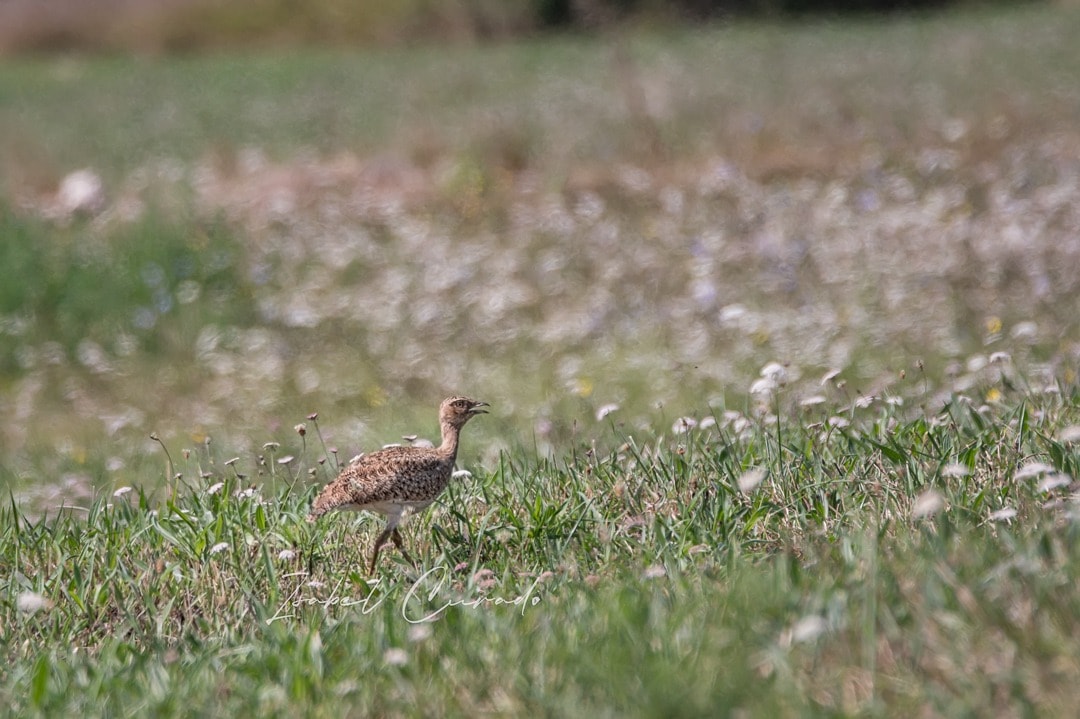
3, 3, 1080, 715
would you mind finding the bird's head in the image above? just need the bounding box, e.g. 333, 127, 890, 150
440, 396, 489, 429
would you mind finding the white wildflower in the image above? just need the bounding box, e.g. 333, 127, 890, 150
113, 486, 132, 498
1056, 426, 1080, 444
987, 507, 1017, 523
596, 403, 620, 421
16, 591, 51, 614
407, 624, 433, 643
206, 482, 225, 495
57, 169, 105, 215
760, 361, 786, 379
383, 648, 408, 666
820, 368, 842, 385
1037, 474, 1071, 493
209, 542, 230, 555
800, 395, 827, 407
912, 490, 945, 519
452, 469, 472, 479
941, 463, 971, 478
278, 549, 297, 561
1009, 321, 1037, 341
749, 377, 776, 395
737, 468, 766, 493
790, 615, 827, 644
671, 417, 697, 434
853, 395, 875, 409
1015, 462, 1054, 480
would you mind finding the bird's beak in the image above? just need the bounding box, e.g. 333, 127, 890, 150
468, 401, 490, 415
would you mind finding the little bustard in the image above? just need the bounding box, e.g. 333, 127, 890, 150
306, 396, 488, 574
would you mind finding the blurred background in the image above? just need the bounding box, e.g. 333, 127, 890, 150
0, 0, 1036, 54
2, 0, 1079, 506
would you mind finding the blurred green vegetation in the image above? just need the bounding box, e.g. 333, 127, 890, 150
1, 2, 1078, 495
0, 207, 255, 375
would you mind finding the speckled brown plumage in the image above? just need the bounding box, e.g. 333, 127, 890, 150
306, 396, 488, 573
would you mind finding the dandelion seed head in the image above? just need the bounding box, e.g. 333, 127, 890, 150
790, 615, 827, 644
749, 377, 776, 395
737, 468, 766, 493
407, 624, 433, 643
596, 403, 620, 421
16, 591, 50, 614
1056, 426, 1080, 444
941, 463, 970, 478
988, 507, 1017, 522
1015, 462, 1053, 480
912, 490, 945, 519
1037, 474, 1071, 493
672, 417, 697, 434
383, 648, 408, 666
1010, 321, 1038, 341
760, 362, 787, 382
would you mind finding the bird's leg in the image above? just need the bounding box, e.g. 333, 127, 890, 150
368, 527, 392, 575
391, 528, 415, 567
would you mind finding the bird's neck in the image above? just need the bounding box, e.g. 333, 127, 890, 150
438, 421, 461, 459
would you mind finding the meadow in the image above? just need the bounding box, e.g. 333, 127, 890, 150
3, 3, 1080, 715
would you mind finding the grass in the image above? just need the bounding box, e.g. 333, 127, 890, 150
3, 382, 1080, 715
3, 2, 1080, 714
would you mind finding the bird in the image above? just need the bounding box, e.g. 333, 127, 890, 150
306, 396, 489, 574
